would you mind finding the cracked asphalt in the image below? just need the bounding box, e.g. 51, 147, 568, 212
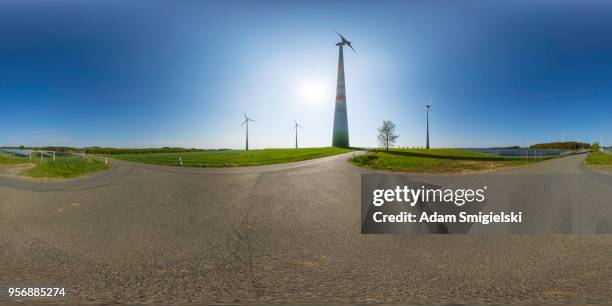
0, 152, 610, 304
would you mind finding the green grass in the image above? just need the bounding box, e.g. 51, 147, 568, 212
0, 156, 30, 165
350, 148, 544, 173
108, 147, 353, 167
586, 151, 612, 167
22, 156, 111, 178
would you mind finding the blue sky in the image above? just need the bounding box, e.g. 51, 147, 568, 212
1, 0, 611, 149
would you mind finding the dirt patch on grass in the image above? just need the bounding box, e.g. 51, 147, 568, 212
455, 160, 522, 174
0, 163, 34, 177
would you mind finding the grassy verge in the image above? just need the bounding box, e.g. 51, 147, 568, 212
21, 156, 110, 178
108, 147, 353, 167
350, 148, 547, 174
586, 151, 612, 169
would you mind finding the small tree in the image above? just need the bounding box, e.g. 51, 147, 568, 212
592, 142, 600, 152
377, 120, 399, 152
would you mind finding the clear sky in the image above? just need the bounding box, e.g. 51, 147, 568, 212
1, 0, 611, 149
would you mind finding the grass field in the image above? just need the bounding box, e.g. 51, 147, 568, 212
350, 148, 547, 173
586, 151, 612, 168
108, 147, 353, 167
21, 156, 110, 178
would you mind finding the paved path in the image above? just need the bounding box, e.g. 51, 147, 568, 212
0, 153, 610, 304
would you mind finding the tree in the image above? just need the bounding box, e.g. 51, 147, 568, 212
377, 120, 399, 152
592, 142, 600, 152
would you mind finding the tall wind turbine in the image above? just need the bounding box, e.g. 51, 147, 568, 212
293, 120, 303, 149
241, 113, 255, 151
332, 31, 355, 148
426, 97, 432, 149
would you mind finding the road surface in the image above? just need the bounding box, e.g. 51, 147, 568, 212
0, 153, 610, 304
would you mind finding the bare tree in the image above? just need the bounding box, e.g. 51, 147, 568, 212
377, 120, 399, 152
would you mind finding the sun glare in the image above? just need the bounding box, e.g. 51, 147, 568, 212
297, 79, 330, 106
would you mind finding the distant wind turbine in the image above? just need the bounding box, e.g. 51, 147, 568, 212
293, 120, 303, 149
426, 97, 432, 149
241, 113, 255, 151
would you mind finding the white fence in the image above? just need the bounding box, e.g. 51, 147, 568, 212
0, 149, 85, 161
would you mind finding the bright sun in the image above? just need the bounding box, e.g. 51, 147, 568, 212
297, 79, 330, 106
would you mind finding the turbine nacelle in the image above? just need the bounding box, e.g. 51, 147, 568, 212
242, 112, 255, 126
335, 31, 356, 53
293, 120, 303, 130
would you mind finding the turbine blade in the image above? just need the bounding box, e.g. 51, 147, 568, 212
348, 43, 356, 53
334, 30, 351, 44
334, 30, 343, 40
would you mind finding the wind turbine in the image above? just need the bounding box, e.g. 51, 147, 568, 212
561, 133, 565, 143
241, 113, 255, 151
426, 97, 432, 149
293, 120, 303, 149
332, 31, 355, 148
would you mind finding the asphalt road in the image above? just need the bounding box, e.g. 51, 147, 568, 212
0, 153, 610, 304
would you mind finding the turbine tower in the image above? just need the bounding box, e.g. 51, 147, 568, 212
241, 113, 255, 151
293, 120, 303, 149
426, 97, 432, 149
332, 31, 355, 148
